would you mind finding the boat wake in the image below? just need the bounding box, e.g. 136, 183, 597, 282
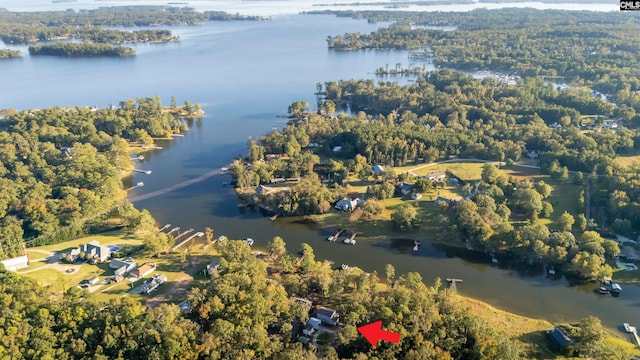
128, 167, 224, 202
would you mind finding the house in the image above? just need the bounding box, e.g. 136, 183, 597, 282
207, 256, 221, 276
397, 182, 413, 195
335, 198, 362, 212
110, 257, 137, 275
297, 336, 311, 346
434, 196, 451, 205
0, 255, 29, 272
425, 171, 446, 182
131, 262, 157, 278
141, 273, 167, 294
88, 276, 100, 285
548, 327, 574, 350
270, 178, 286, 184
303, 317, 322, 336
526, 150, 539, 159
178, 300, 192, 313
316, 306, 339, 326
411, 193, 423, 200
71, 240, 112, 263
265, 154, 282, 161
332, 146, 342, 153
372, 164, 385, 175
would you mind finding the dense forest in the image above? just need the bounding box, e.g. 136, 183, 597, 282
0, 97, 195, 258
0, 49, 20, 59
0, 6, 265, 45
28, 43, 135, 57
0, 238, 625, 359
322, 9, 640, 101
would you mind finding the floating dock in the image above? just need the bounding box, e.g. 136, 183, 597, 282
166, 227, 180, 235
327, 229, 344, 242
446, 278, 463, 292
157, 224, 171, 233
174, 228, 194, 241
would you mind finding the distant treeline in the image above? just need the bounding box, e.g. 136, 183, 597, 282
0, 6, 267, 45
28, 43, 135, 57
0, 49, 21, 59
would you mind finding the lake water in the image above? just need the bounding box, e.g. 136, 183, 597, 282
1, 11, 637, 333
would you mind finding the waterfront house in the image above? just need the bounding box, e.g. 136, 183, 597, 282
131, 262, 157, 278
372, 164, 385, 175
69, 240, 111, 263
316, 306, 339, 326
548, 327, 574, 352
335, 198, 363, 212
0, 255, 29, 272
207, 256, 221, 276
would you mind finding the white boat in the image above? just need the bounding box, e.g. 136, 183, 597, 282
327, 236, 335, 241
611, 283, 622, 293
624, 323, 633, 333
244, 238, 254, 246
216, 236, 227, 242
343, 238, 355, 245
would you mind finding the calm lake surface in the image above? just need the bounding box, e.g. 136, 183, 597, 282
0, 13, 636, 332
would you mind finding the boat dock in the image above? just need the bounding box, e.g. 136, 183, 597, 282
173, 228, 194, 241
157, 224, 171, 233
446, 278, 463, 292
344, 232, 357, 245
133, 169, 152, 175
624, 323, 640, 346
166, 227, 180, 235
327, 229, 345, 242
172, 231, 204, 251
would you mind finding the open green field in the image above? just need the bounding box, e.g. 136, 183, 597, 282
411, 162, 485, 180
616, 151, 640, 168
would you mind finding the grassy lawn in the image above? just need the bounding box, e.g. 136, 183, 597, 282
616, 151, 640, 168
34, 231, 144, 253
458, 295, 640, 359
411, 162, 485, 180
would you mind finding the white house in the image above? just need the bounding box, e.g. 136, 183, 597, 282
303, 317, 322, 336
335, 198, 363, 212
0, 255, 29, 271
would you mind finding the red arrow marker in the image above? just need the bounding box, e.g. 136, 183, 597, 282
357, 320, 401, 347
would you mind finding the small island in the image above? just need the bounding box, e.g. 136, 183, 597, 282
28, 43, 135, 57
0, 49, 21, 59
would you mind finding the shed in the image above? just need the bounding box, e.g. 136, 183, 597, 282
0, 255, 29, 272
372, 164, 385, 175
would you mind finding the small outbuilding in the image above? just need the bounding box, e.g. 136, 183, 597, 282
0, 255, 29, 272
548, 327, 574, 352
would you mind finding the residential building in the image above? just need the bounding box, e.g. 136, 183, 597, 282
0, 255, 29, 272
207, 256, 221, 276
141, 273, 167, 294
303, 317, 322, 336
411, 193, 423, 200
335, 198, 362, 212
434, 196, 452, 206
110, 257, 137, 275
424, 171, 446, 182
131, 262, 157, 278
548, 327, 574, 350
69, 240, 112, 263
397, 182, 413, 195
372, 164, 385, 175
316, 306, 339, 326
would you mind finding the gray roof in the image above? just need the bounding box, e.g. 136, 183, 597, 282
549, 327, 573, 348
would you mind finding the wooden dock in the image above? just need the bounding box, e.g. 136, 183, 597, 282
156, 224, 171, 233
327, 229, 344, 242
446, 278, 463, 292
166, 227, 180, 235
172, 231, 204, 251
174, 228, 194, 241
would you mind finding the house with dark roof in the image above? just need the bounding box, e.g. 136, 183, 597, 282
434, 196, 452, 206
207, 256, 221, 276
548, 327, 574, 351
397, 182, 413, 196
316, 306, 339, 326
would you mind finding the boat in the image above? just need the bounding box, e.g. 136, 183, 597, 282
413, 240, 421, 251
327, 236, 335, 241
244, 238, 254, 246
270, 214, 278, 220
343, 238, 355, 245
598, 287, 610, 294
341, 264, 352, 270
216, 236, 227, 242
624, 323, 633, 333
611, 283, 622, 293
